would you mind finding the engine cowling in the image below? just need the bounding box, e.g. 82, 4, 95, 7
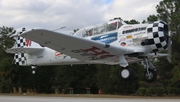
142, 21, 168, 52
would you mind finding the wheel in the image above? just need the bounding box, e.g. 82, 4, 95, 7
32, 70, 36, 74
120, 67, 134, 81
144, 69, 157, 83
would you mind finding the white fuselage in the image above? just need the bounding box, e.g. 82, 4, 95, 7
24, 23, 152, 66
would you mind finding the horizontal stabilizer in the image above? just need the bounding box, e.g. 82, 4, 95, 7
6, 47, 44, 54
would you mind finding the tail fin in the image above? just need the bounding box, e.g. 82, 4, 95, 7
16, 36, 26, 48
13, 34, 27, 65
6, 28, 44, 66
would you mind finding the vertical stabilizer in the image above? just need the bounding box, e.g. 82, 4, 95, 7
10, 28, 44, 66
14, 28, 27, 65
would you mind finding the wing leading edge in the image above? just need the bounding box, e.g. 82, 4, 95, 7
21, 29, 134, 62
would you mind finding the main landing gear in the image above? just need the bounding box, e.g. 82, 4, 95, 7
143, 57, 157, 83
119, 55, 135, 81
120, 67, 134, 81
119, 56, 157, 83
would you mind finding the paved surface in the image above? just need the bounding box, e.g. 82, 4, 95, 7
0, 95, 180, 102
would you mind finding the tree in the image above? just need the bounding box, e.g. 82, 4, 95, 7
95, 63, 144, 94
0, 26, 16, 92
124, 19, 140, 24
54, 65, 98, 94
0, 26, 15, 49
155, 0, 180, 93
156, 0, 180, 69
147, 15, 158, 22
142, 15, 158, 23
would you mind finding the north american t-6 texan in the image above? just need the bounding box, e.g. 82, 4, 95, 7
6, 19, 172, 83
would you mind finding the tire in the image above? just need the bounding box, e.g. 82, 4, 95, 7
120, 67, 134, 81
144, 69, 157, 83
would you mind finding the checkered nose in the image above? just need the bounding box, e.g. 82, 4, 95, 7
143, 21, 168, 52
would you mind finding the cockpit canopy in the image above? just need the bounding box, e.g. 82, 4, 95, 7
74, 19, 126, 37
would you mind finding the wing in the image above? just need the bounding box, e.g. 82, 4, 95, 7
21, 29, 133, 62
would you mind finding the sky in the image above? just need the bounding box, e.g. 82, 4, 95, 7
0, 0, 162, 33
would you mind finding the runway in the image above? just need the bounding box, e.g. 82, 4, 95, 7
0, 95, 180, 102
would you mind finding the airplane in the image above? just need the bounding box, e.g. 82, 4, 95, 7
6, 19, 172, 83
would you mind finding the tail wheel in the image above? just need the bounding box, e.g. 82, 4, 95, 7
120, 67, 134, 81
144, 69, 157, 83
31, 66, 36, 74
32, 70, 36, 74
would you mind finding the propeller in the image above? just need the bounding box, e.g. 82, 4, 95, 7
161, 2, 172, 63
166, 20, 172, 63
167, 34, 172, 63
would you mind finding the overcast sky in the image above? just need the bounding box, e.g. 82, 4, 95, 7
0, 0, 162, 32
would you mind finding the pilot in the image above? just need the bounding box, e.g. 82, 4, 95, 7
109, 22, 117, 31
87, 29, 92, 36
114, 22, 117, 27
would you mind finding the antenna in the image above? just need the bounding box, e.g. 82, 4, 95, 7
52, 26, 66, 31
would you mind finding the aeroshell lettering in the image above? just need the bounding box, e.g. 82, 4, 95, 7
91, 32, 117, 44
122, 27, 146, 34
100, 37, 116, 42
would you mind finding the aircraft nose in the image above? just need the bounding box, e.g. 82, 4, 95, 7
142, 21, 169, 52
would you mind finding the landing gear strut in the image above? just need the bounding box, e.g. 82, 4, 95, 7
144, 57, 157, 83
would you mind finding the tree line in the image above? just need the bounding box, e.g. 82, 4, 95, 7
0, 0, 179, 95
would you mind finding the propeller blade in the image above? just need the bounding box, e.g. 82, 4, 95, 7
167, 33, 172, 63
165, 17, 172, 63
